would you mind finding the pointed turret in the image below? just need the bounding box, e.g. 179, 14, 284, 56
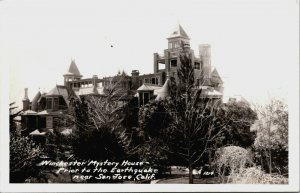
66, 59, 82, 76
211, 68, 223, 84
168, 24, 190, 40
211, 68, 224, 93
167, 24, 190, 50
63, 59, 83, 86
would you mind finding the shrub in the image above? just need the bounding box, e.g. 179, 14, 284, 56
229, 166, 288, 184
10, 134, 44, 182
212, 146, 253, 182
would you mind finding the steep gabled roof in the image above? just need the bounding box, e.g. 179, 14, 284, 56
168, 24, 190, 40
137, 84, 162, 92
46, 85, 70, 107
37, 93, 46, 103
46, 86, 60, 96
57, 86, 70, 107
155, 79, 171, 101
65, 60, 82, 76
211, 68, 223, 84
31, 91, 41, 111
137, 84, 153, 91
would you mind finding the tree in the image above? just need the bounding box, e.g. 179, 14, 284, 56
70, 77, 135, 162
220, 101, 257, 148
135, 100, 173, 175
10, 134, 44, 182
9, 102, 22, 134
122, 96, 139, 130
252, 99, 288, 175
164, 47, 229, 184
9, 102, 44, 183
138, 100, 172, 140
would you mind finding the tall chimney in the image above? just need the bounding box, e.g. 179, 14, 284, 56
199, 44, 211, 85
92, 75, 98, 86
22, 88, 30, 111
131, 70, 140, 90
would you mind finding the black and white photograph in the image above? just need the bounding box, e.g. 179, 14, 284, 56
0, 0, 299, 192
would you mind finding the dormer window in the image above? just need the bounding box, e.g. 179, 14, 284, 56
46, 98, 52, 110
53, 98, 59, 110
46, 97, 59, 110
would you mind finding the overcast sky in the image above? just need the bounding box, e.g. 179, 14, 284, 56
1, 0, 298, 108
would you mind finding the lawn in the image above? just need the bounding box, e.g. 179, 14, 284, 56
156, 176, 223, 184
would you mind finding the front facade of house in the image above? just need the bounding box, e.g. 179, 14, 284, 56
21, 24, 223, 136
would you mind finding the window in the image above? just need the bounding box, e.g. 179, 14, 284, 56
158, 62, 165, 70
39, 117, 46, 128
59, 97, 67, 109
170, 59, 177, 67
151, 77, 156, 84
46, 98, 52, 110
144, 78, 149, 84
169, 42, 176, 49
53, 117, 59, 128
139, 93, 144, 107
196, 79, 200, 86
46, 116, 53, 129
194, 62, 200, 70
144, 92, 150, 105
53, 98, 59, 110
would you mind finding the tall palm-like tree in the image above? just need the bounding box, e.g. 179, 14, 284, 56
9, 102, 22, 134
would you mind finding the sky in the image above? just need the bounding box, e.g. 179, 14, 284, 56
0, 0, 299, 108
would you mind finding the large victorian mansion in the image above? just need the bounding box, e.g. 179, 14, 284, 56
21, 24, 223, 136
